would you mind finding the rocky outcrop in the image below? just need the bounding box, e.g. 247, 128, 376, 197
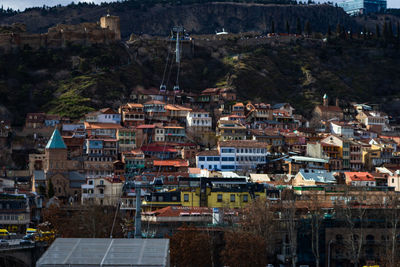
0, 3, 358, 38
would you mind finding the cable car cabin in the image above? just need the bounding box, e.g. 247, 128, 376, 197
173, 85, 180, 92
159, 85, 166, 92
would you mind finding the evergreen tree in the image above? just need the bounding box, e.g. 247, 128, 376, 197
383, 21, 388, 40
48, 179, 55, 198
286, 20, 290, 34
389, 21, 393, 39
305, 21, 311, 36
271, 20, 275, 33
296, 18, 302, 35
327, 25, 332, 37
336, 23, 341, 37
363, 25, 367, 40
397, 22, 400, 41
376, 24, 380, 39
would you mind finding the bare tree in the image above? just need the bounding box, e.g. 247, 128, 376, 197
281, 189, 298, 267
381, 195, 400, 267
308, 194, 324, 267
335, 187, 368, 267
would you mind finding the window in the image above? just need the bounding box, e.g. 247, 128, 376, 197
184, 194, 189, 202
392, 178, 395, 183
172, 196, 178, 201
99, 189, 104, 194
199, 157, 205, 161
100, 180, 104, 185
243, 195, 248, 202
217, 194, 223, 202
230, 194, 235, 202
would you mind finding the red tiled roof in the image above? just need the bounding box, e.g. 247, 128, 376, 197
136, 124, 156, 129
344, 172, 375, 182
153, 160, 189, 167
144, 100, 165, 105
197, 150, 219, 156
99, 108, 118, 114
84, 122, 122, 129
316, 105, 343, 113
141, 146, 177, 153
144, 206, 212, 217
201, 88, 220, 94
219, 140, 268, 148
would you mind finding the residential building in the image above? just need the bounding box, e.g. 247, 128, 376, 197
119, 103, 145, 127
330, 121, 354, 138
216, 120, 246, 141
344, 172, 376, 187
0, 193, 31, 232
143, 100, 167, 121
356, 111, 389, 133
186, 110, 212, 133
164, 126, 186, 143
122, 149, 145, 177
271, 103, 295, 116
117, 128, 136, 152
388, 171, 400, 191
85, 108, 121, 124
81, 177, 123, 205
154, 125, 165, 142
196, 140, 268, 171
251, 129, 284, 153
321, 135, 350, 170
284, 156, 329, 175
84, 122, 122, 139
292, 169, 336, 186
232, 102, 245, 117
84, 139, 118, 178
349, 140, 363, 171
165, 104, 192, 123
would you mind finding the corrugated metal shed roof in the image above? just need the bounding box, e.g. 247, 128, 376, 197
36, 238, 170, 267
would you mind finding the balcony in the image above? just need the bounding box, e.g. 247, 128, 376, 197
82, 193, 104, 199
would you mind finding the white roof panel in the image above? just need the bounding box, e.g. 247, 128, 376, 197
36, 238, 169, 267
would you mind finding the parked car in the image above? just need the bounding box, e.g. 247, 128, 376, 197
0, 239, 9, 247
19, 239, 33, 246
23, 233, 35, 240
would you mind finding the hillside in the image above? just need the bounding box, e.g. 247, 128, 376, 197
0, 2, 357, 37
1, 35, 400, 124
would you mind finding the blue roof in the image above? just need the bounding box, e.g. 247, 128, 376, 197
298, 169, 336, 184
46, 129, 67, 149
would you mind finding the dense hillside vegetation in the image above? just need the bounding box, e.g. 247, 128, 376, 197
0, 2, 356, 37
1, 34, 400, 124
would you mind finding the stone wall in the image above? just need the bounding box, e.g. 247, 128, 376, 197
0, 16, 121, 53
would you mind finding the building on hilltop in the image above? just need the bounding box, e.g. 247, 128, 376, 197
0, 15, 121, 53
338, 0, 387, 15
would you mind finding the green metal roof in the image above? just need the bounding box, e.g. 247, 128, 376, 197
46, 129, 67, 149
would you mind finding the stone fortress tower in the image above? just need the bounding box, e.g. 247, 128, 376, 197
100, 13, 121, 41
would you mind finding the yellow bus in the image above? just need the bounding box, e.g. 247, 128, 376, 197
26, 228, 37, 235
0, 229, 9, 238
